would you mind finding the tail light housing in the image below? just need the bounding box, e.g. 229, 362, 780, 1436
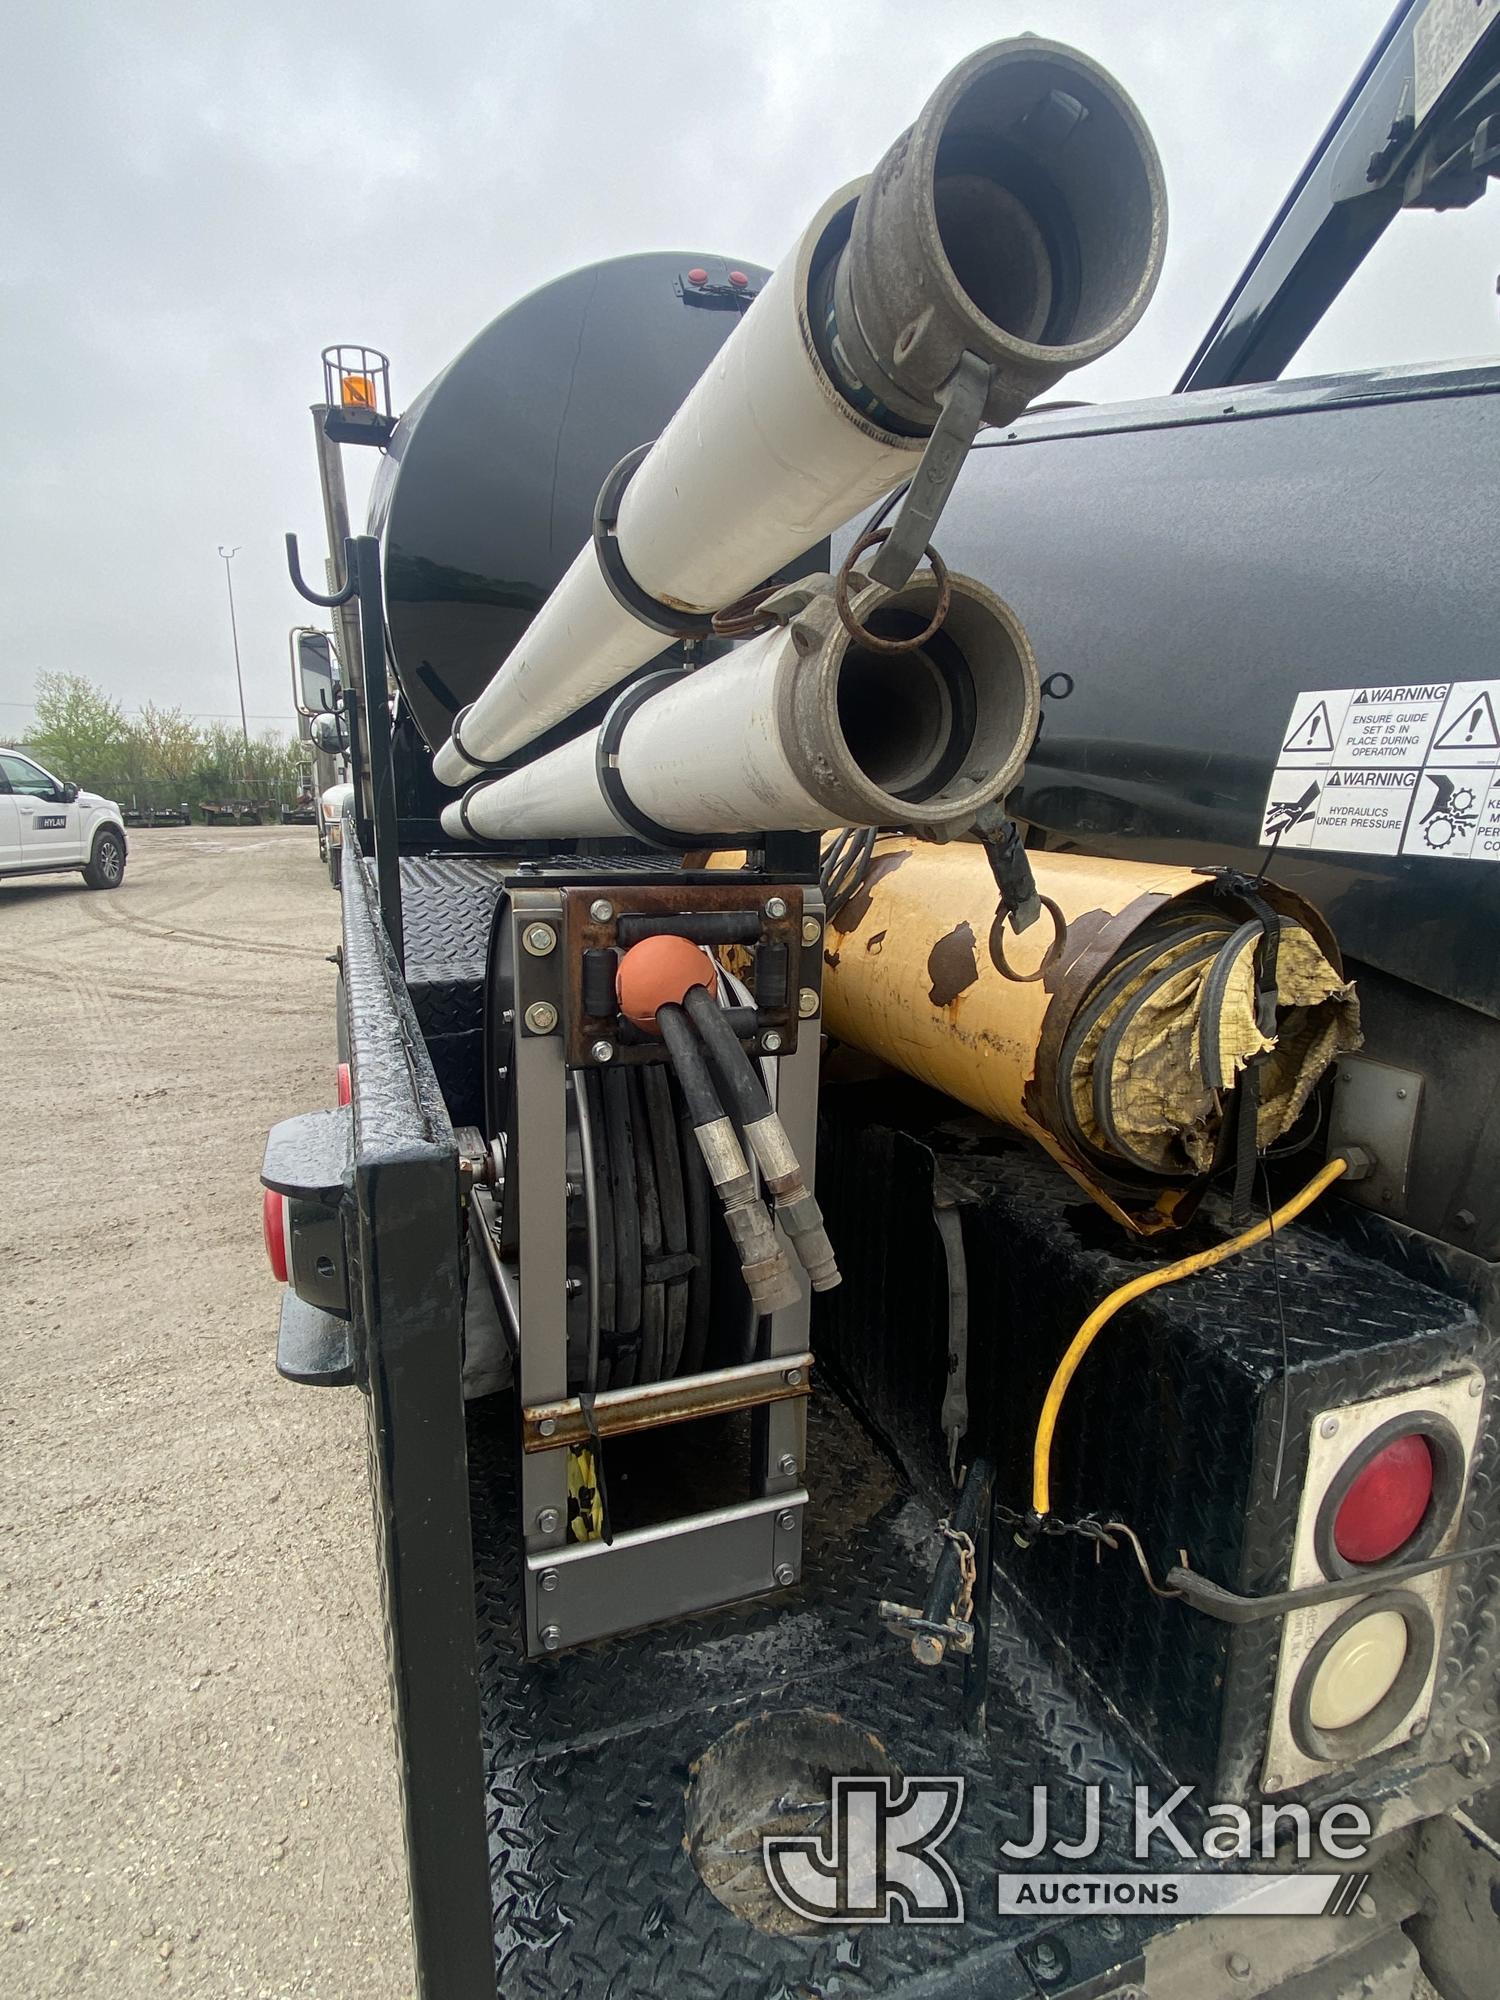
1262, 1374, 1484, 1793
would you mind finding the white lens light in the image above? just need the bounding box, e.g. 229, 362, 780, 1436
1306, 1610, 1409, 1731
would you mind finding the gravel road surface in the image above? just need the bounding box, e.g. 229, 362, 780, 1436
2, 828, 411, 1999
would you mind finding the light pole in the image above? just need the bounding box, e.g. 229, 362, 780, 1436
217, 545, 249, 748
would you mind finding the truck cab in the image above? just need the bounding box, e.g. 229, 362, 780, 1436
0, 749, 127, 890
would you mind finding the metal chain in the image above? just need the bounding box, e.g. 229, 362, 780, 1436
935, 1519, 978, 1625
993, 1501, 1118, 1548
993, 1504, 1184, 1598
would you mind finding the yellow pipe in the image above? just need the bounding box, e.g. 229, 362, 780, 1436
812, 835, 1354, 1233
819, 841, 1195, 1140
1031, 1156, 1350, 1516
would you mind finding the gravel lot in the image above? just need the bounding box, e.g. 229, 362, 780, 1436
1, 828, 411, 1999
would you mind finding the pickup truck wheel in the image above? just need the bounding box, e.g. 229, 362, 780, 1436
82, 827, 127, 890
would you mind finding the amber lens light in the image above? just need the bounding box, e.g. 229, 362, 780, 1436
1333, 1432, 1434, 1564
1305, 1609, 1409, 1730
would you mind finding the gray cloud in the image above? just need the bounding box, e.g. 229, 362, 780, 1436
2, 2, 1492, 737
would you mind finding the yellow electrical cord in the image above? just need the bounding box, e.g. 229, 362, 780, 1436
1031, 1156, 1351, 1517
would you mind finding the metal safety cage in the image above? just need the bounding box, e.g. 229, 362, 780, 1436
479, 878, 825, 1657
322, 342, 396, 446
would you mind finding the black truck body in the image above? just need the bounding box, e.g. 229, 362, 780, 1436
264, 7, 1500, 1994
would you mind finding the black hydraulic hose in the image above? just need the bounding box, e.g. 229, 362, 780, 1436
682, 981, 773, 1127
656, 1003, 725, 1128
656, 1002, 801, 1316
683, 981, 841, 1292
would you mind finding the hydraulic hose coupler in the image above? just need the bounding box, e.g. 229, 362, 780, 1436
743, 1112, 841, 1292
693, 1115, 802, 1316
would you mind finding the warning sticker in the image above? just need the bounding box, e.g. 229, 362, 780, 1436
1259, 681, 1500, 862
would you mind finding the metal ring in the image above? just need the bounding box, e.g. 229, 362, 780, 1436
457, 780, 490, 840
592, 444, 719, 640
989, 894, 1068, 985
594, 671, 714, 850
833, 528, 951, 654
711, 584, 780, 638
448, 702, 486, 770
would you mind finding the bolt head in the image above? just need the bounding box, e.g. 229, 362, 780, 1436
536, 1507, 560, 1534
777, 1454, 798, 1477
784, 1367, 802, 1386
764, 896, 788, 919
539, 1569, 559, 1593
774, 1563, 795, 1588
1320, 1415, 1340, 1438
590, 1039, 614, 1064
1470, 1375, 1485, 1398
524, 1001, 558, 1034
1226, 1952, 1251, 1980
1032, 1940, 1062, 1978
537, 1416, 557, 1438
589, 899, 614, 923
522, 922, 557, 956
540, 1624, 562, 1652
777, 1510, 797, 1533
801, 917, 821, 946
797, 987, 819, 1019
761, 1030, 784, 1054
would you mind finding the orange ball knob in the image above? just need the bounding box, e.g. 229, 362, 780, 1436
615, 934, 715, 1032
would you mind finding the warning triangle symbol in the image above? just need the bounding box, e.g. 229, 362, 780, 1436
1281, 699, 1335, 755
1433, 689, 1500, 753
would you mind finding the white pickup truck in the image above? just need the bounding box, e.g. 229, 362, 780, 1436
0, 749, 128, 890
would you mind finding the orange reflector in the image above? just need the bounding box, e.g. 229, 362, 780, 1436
263, 1188, 289, 1283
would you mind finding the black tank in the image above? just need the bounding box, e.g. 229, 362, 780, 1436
371, 253, 781, 762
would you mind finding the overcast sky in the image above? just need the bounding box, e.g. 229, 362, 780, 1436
2, 1, 1495, 742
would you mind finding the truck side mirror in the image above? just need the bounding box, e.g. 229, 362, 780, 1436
57, 781, 79, 804
291, 628, 338, 717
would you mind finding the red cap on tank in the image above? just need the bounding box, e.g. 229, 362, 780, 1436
616, 935, 715, 1032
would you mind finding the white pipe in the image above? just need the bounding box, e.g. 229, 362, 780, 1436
432, 186, 920, 787
442, 570, 1039, 844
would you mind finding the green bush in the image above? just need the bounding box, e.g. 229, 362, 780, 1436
14, 672, 311, 814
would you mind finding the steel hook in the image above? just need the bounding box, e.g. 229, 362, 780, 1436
285, 531, 356, 608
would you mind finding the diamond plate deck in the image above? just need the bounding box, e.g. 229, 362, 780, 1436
467, 1385, 1206, 1999
398, 854, 509, 1127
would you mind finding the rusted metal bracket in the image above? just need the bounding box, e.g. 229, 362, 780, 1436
522, 1352, 813, 1453
878, 1599, 975, 1658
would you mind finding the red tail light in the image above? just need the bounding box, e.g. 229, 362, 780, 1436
263, 1188, 289, 1283
336, 1061, 352, 1107
1333, 1432, 1435, 1564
